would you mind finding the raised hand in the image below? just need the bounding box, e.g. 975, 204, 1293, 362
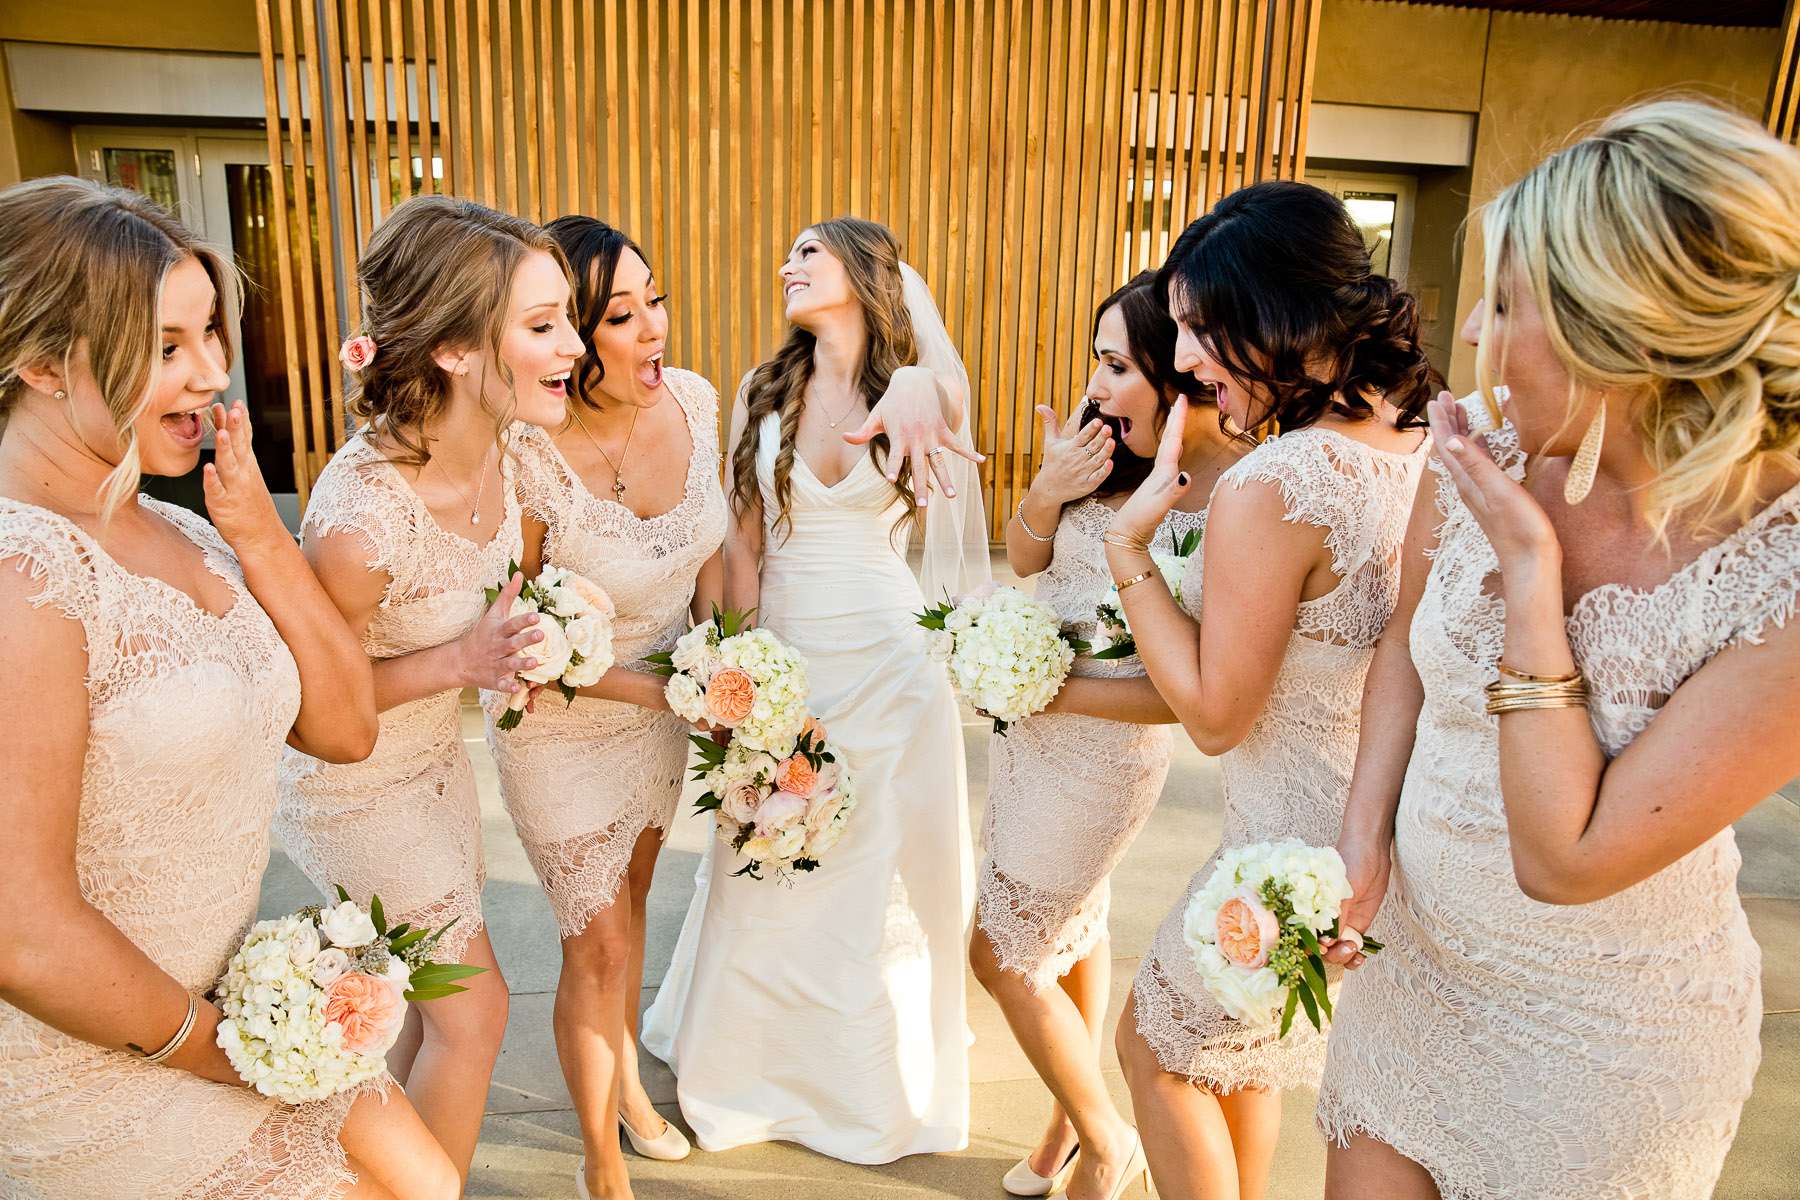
1028, 404, 1113, 506
1109, 396, 1192, 543
843, 365, 984, 506
201, 402, 289, 555
456, 572, 544, 692
1426, 391, 1560, 574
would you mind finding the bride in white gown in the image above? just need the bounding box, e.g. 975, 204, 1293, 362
640, 218, 989, 1164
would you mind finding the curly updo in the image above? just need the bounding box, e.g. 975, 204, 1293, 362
348, 194, 568, 463
1476, 96, 1800, 534
1157, 179, 1442, 434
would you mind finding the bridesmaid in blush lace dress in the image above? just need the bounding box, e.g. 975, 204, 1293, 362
485, 217, 726, 1200
0, 178, 455, 1199
1105, 183, 1437, 1200
1319, 99, 1800, 1200
277, 196, 583, 1184
970, 274, 1242, 1200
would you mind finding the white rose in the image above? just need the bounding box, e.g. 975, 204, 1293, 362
944, 607, 974, 634
769, 824, 807, 862
670, 625, 720, 677
925, 630, 954, 663
318, 901, 378, 949
665, 673, 707, 722
805, 817, 845, 858
564, 613, 612, 665
720, 780, 764, 826
517, 607, 574, 684
381, 955, 412, 994
286, 922, 320, 966
1191, 943, 1285, 1025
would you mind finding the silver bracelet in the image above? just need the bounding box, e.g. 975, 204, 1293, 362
1014, 498, 1054, 542
138, 993, 199, 1064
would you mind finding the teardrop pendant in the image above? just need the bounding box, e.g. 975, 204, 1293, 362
1563, 396, 1606, 506
471, 513, 482, 526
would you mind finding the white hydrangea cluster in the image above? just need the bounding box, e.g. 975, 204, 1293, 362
663, 622, 811, 754
214, 914, 391, 1103
1183, 839, 1354, 1026
940, 586, 1077, 725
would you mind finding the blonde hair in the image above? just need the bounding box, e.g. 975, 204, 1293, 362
349, 194, 569, 465
0, 175, 235, 518
1477, 97, 1800, 535
728, 216, 919, 540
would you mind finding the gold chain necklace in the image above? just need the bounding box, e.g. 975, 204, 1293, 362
438, 445, 493, 527
571, 404, 639, 503
815, 381, 865, 430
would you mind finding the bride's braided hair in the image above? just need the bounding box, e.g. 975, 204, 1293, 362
728, 217, 919, 541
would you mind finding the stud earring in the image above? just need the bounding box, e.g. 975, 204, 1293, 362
53, 389, 67, 400
1563, 394, 1606, 506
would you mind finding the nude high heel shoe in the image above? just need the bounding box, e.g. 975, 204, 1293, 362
619, 1110, 692, 1161
1101, 1130, 1150, 1200
1002, 1142, 1079, 1196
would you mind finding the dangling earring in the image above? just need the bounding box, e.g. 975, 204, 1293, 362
1563, 394, 1606, 505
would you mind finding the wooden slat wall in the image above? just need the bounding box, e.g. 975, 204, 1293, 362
257, 0, 1322, 522
1770, 0, 1800, 143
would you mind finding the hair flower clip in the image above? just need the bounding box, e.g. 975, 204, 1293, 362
339, 335, 378, 372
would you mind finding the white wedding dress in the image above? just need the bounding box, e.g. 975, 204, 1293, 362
640, 411, 975, 1163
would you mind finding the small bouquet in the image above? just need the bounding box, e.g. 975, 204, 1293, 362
685, 720, 857, 881
1091, 527, 1201, 660
647, 606, 811, 755
1182, 839, 1381, 1036
487, 560, 616, 730
214, 889, 484, 1103
917, 582, 1087, 733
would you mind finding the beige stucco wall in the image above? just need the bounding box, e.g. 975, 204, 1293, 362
0, 0, 258, 55
1448, 11, 1778, 389
1315, 0, 1490, 112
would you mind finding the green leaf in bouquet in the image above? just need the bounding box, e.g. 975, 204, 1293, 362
1302, 953, 1333, 1020
992, 716, 1009, 736
558, 680, 577, 705
692, 790, 723, 813
731, 860, 764, 880
1062, 633, 1092, 653
1296, 924, 1322, 957
1090, 639, 1138, 660
712, 604, 756, 638
384, 922, 412, 940
1171, 527, 1201, 557
406, 963, 488, 994
334, 883, 352, 905
389, 927, 431, 952
1279, 985, 1300, 1037
687, 734, 727, 768
483, 585, 500, 605
1295, 974, 1322, 1032
496, 706, 524, 732
1361, 935, 1385, 954
370, 894, 387, 936
642, 649, 676, 677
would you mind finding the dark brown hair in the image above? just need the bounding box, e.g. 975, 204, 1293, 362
1085, 270, 1211, 497
1158, 179, 1441, 433
543, 214, 653, 414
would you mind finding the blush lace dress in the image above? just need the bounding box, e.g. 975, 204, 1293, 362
277, 431, 526, 964
483, 369, 728, 937
0, 497, 375, 1198
977, 499, 1208, 991
1131, 426, 1425, 1091
1317, 424, 1785, 1199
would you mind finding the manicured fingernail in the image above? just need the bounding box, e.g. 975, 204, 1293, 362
1445, 437, 1464, 453
1178, 472, 1190, 486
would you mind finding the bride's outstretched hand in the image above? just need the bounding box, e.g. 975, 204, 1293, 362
1109, 396, 1192, 543
844, 365, 984, 506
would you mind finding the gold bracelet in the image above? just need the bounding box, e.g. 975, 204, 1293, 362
1484, 675, 1589, 715
1497, 662, 1581, 684
1014, 499, 1055, 543
137, 993, 198, 1064
1102, 531, 1152, 553
1114, 569, 1157, 593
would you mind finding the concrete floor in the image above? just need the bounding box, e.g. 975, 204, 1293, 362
256, 649, 1800, 1199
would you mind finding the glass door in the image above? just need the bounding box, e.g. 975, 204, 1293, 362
1309, 171, 1417, 283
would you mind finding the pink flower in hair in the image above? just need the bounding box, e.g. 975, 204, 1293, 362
339, 335, 377, 373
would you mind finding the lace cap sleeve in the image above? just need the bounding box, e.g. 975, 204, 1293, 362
1718, 490, 1800, 651
300, 440, 422, 603
0, 501, 113, 675
1220, 429, 1376, 579
666, 367, 722, 440
508, 421, 576, 530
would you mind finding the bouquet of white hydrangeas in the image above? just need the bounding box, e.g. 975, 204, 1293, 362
686, 720, 857, 881
646, 606, 811, 755
917, 582, 1087, 733
213, 889, 483, 1103
487, 560, 616, 730
1182, 839, 1380, 1036
1091, 526, 1201, 660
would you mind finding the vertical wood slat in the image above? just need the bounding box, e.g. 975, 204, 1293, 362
1768, 0, 1800, 141
254, 0, 310, 499
255, 0, 1323, 504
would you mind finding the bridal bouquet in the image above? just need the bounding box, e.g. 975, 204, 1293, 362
1182, 839, 1381, 1036
1091, 527, 1201, 660
487, 560, 616, 730
687, 721, 857, 880
647, 606, 811, 755
917, 582, 1087, 733
214, 889, 484, 1103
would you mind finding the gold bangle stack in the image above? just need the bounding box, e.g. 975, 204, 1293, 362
1484, 662, 1589, 715
1101, 530, 1151, 554
137, 993, 199, 1064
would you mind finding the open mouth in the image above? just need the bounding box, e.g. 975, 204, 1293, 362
637, 353, 664, 390
161, 405, 207, 448
538, 371, 571, 397
784, 281, 809, 299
